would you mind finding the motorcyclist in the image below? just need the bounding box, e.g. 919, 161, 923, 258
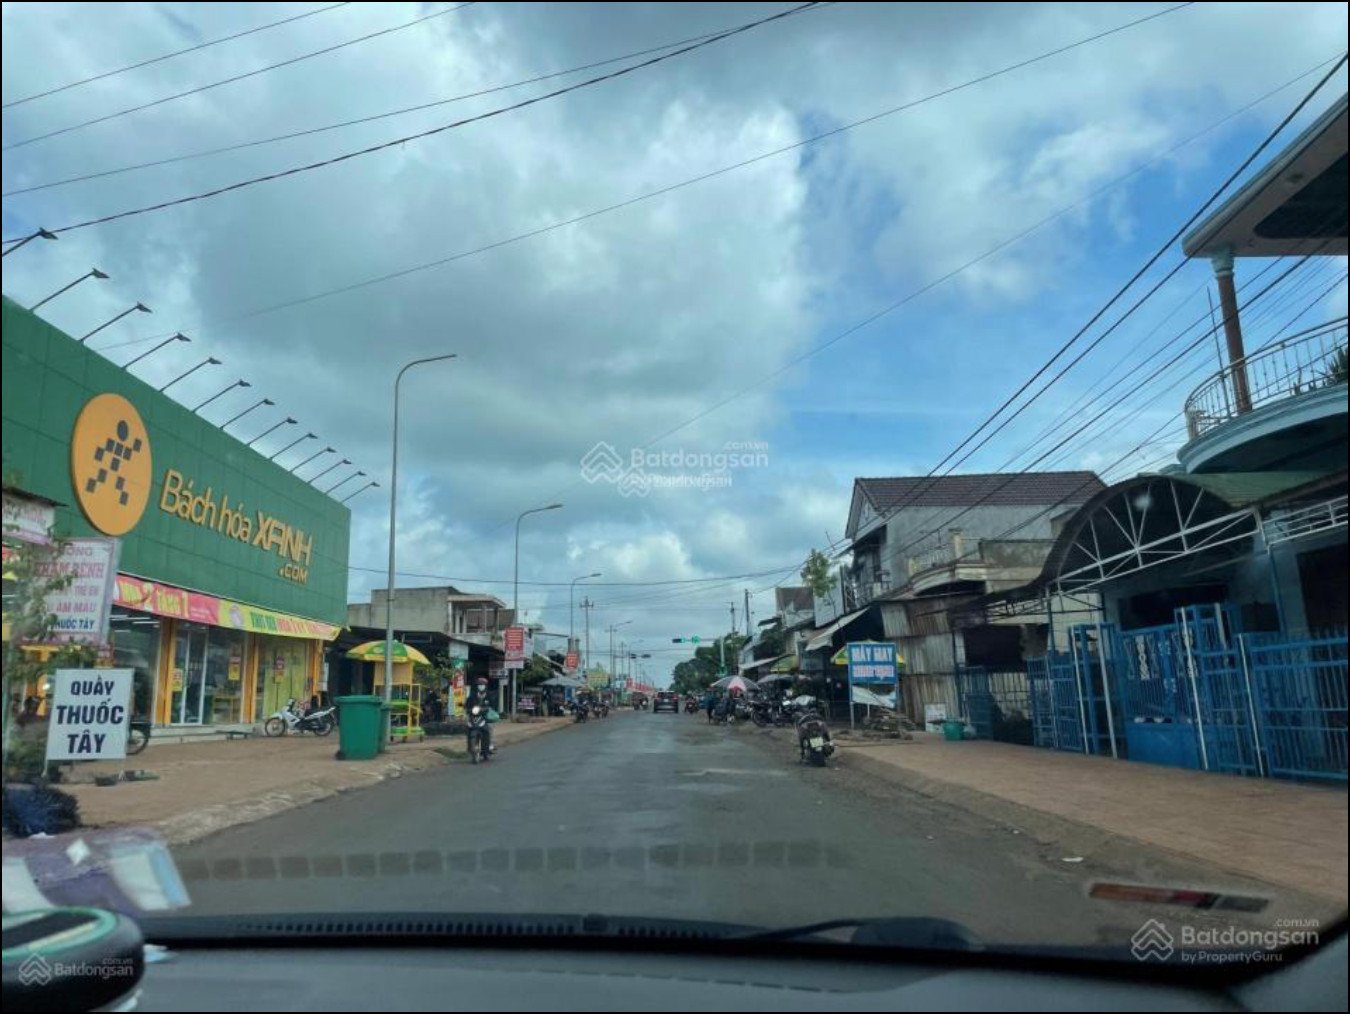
465, 677, 494, 757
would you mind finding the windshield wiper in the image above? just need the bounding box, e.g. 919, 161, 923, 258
733, 916, 984, 950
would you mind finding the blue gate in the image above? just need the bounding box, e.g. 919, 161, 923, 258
1245, 633, 1348, 782
1181, 605, 1263, 776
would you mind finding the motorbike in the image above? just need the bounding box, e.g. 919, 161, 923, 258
466, 704, 491, 764
125, 719, 152, 755
732, 698, 752, 723
683, 697, 699, 714
795, 710, 835, 767
264, 698, 336, 737
594, 700, 611, 718
570, 700, 590, 723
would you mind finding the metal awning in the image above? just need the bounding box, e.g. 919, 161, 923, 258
739, 654, 789, 673
1183, 93, 1347, 258
989, 470, 1336, 598
804, 608, 869, 653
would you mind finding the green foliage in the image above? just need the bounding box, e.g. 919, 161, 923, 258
800, 549, 838, 599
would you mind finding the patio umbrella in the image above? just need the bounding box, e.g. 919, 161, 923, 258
710, 674, 758, 693
344, 639, 431, 665
539, 676, 573, 687
755, 672, 796, 688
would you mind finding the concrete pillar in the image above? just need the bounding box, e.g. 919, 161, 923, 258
1210, 248, 1252, 414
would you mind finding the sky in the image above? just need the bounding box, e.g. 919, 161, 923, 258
2, 1, 1346, 681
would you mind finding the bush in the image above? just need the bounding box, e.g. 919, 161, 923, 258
2, 784, 81, 837
4, 726, 64, 784
422, 720, 467, 737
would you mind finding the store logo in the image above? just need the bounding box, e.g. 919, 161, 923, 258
70, 393, 152, 536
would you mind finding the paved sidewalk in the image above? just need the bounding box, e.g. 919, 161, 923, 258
58, 715, 577, 845
833, 731, 1347, 904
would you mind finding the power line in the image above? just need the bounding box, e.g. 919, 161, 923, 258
95, 10, 1308, 355
344, 562, 805, 587
2, 2, 821, 228
4, 4, 837, 196
3, 4, 477, 151
845, 53, 1348, 546
2, 3, 352, 109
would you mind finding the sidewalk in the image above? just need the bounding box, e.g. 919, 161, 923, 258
833, 731, 1347, 904
57, 716, 575, 846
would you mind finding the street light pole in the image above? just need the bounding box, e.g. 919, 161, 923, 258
569, 572, 601, 649
384, 354, 457, 704
30, 267, 108, 311
511, 503, 562, 713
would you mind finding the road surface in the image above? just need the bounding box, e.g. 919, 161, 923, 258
172, 711, 1287, 948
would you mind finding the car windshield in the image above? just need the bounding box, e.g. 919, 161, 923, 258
1, 0, 1347, 984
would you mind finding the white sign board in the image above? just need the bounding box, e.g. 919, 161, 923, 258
924, 702, 949, 733
45, 669, 134, 762
38, 537, 120, 644
2, 493, 55, 545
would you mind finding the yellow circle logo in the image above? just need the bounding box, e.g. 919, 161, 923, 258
70, 393, 152, 536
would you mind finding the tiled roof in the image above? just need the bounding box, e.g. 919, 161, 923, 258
857, 471, 1105, 511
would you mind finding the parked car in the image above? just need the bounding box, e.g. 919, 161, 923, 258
653, 691, 680, 713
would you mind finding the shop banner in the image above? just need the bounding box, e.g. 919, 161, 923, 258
113, 574, 340, 641
564, 650, 579, 672
504, 626, 526, 663
39, 538, 121, 644
46, 669, 133, 761
2, 493, 55, 545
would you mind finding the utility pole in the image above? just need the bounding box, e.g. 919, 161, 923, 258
581, 598, 593, 671
744, 588, 752, 634
729, 602, 737, 635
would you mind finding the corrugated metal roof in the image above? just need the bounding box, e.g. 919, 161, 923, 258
1179, 470, 1338, 507
857, 471, 1105, 511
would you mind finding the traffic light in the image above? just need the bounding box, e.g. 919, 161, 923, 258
671, 636, 702, 644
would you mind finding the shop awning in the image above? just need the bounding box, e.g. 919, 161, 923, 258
739, 654, 789, 673
113, 573, 341, 641
804, 609, 869, 653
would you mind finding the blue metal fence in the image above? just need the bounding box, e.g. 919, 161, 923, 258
1024, 604, 1347, 782
1245, 634, 1348, 782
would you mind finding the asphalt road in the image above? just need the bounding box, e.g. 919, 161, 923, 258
171, 711, 1290, 948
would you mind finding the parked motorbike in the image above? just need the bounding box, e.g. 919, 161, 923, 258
795, 710, 835, 767
264, 698, 336, 737
466, 704, 491, 764
125, 719, 152, 755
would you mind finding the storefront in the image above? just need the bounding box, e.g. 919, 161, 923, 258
2, 296, 349, 727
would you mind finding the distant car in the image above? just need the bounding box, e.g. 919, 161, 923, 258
653, 691, 680, 713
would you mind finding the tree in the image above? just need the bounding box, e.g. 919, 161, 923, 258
801, 549, 838, 600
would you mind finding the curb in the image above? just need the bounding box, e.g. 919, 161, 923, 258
87, 718, 575, 847
833, 745, 1340, 906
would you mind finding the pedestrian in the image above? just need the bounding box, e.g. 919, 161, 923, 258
703, 688, 716, 723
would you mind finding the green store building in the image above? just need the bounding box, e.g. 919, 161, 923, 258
2, 296, 350, 728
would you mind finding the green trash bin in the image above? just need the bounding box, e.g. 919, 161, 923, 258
942, 719, 966, 742
378, 703, 392, 754
335, 695, 384, 760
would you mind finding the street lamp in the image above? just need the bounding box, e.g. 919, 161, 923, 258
291, 446, 335, 475
193, 379, 249, 413
308, 457, 350, 485
607, 620, 633, 682
80, 302, 150, 344
158, 355, 220, 393
221, 396, 273, 430
30, 267, 108, 311
341, 480, 379, 505
123, 331, 189, 370
384, 353, 457, 704
569, 571, 601, 647
2, 226, 57, 258
514, 504, 563, 620
268, 431, 316, 463
246, 416, 296, 448
324, 469, 365, 495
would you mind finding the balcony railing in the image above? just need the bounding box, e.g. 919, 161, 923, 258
1184, 321, 1347, 440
